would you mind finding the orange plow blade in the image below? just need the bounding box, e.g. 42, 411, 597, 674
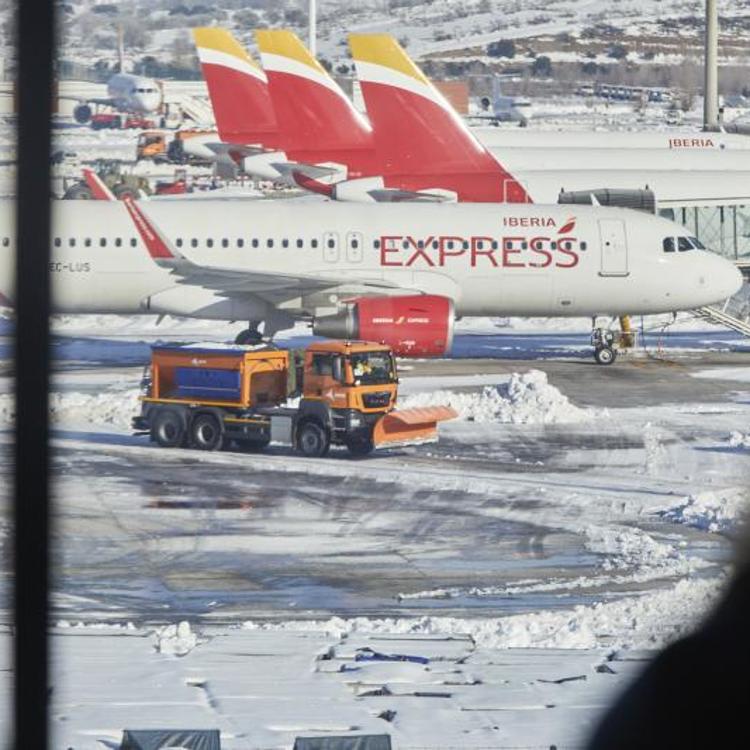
372, 405, 458, 448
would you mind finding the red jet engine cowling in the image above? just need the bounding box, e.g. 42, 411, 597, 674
313, 295, 455, 357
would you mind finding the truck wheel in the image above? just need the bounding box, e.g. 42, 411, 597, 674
191, 413, 224, 451
296, 421, 330, 458
113, 184, 138, 200
346, 435, 374, 457
151, 409, 185, 448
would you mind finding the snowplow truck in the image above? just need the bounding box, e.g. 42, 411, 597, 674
133, 341, 456, 457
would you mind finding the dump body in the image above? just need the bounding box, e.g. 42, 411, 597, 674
134, 342, 456, 457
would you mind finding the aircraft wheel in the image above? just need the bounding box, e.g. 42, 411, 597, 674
594, 345, 617, 366
296, 421, 330, 458
63, 182, 93, 200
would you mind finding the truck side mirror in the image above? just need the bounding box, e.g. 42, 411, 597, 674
332, 356, 343, 383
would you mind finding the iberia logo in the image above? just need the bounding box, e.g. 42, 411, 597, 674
558, 217, 576, 235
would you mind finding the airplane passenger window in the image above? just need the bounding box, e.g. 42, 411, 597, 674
374, 240, 380, 249
84, 238, 91, 247
252, 239, 259, 248
99, 238, 106, 247
448, 241, 454, 250
297, 239, 303, 249
690, 236, 706, 249
69, 238, 75, 247
130, 238, 137, 247
176, 239, 183, 248
581, 241, 587, 250
282, 239, 289, 249
522, 242, 528, 249
505, 240, 513, 249
678, 237, 693, 252
492, 241, 498, 250
191, 239, 198, 248
477, 241, 484, 250
267, 239, 274, 248
327, 239, 334, 249
432, 240, 438, 249
115, 239, 122, 247
402, 240, 409, 249
312, 239, 318, 248
53, 238, 60, 247
550, 241, 557, 249
352, 239, 359, 249
463, 241, 469, 250
663, 237, 676, 252
221, 239, 228, 248
207, 239, 214, 248
237, 239, 244, 248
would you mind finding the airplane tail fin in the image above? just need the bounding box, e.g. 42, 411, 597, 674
255, 29, 372, 153
82, 168, 117, 201
192, 27, 278, 145
349, 34, 529, 202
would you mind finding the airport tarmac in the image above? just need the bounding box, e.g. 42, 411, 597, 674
1, 332, 746, 628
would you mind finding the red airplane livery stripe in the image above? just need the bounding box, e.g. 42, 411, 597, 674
122, 198, 175, 260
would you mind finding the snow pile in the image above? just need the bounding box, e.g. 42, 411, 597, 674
401, 370, 591, 424
154, 621, 198, 657
661, 487, 749, 534
244, 577, 724, 651
0, 388, 141, 430
728, 431, 750, 449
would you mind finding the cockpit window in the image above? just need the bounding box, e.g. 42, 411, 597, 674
678, 237, 693, 252
689, 236, 706, 249
663, 237, 675, 253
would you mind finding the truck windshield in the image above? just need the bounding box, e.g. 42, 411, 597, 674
349, 352, 396, 385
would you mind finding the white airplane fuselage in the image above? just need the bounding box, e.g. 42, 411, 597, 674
106, 73, 162, 114
0, 200, 741, 322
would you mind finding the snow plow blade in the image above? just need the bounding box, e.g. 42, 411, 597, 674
372, 406, 458, 448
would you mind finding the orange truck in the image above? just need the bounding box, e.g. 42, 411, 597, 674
132, 340, 456, 457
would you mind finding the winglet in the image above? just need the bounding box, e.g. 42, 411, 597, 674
192, 27, 278, 144
82, 168, 117, 201
122, 197, 178, 262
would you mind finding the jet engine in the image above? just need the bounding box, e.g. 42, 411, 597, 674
313, 295, 455, 357
73, 104, 92, 124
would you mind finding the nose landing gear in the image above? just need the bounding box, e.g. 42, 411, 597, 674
591, 327, 617, 365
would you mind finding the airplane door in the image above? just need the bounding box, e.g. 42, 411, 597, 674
598, 219, 629, 276
346, 231, 363, 263
323, 231, 339, 263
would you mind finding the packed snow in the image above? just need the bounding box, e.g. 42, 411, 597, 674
401, 369, 592, 424
661, 487, 749, 534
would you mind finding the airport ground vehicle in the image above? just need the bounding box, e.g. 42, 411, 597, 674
133, 341, 456, 457
62, 159, 151, 200
90, 113, 156, 130
136, 129, 217, 164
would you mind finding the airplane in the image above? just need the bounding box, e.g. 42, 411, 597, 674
193, 28, 750, 210
0, 193, 741, 363
63, 73, 163, 125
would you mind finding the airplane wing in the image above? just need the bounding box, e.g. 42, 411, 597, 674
121, 196, 403, 305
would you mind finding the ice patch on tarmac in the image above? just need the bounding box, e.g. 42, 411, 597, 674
728, 431, 750, 449
243, 576, 724, 651
661, 487, 749, 533
401, 369, 591, 424
0, 388, 141, 430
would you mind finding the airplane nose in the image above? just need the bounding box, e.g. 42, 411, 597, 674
699, 253, 743, 304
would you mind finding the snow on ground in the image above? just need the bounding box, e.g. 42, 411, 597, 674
660, 487, 749, 534
401, 370, 592, 424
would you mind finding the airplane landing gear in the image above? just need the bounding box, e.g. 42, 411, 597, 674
591, 326, 617, 366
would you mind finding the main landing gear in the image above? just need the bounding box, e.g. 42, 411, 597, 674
234, 326, 264, 346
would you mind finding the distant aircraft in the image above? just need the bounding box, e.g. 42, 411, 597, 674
473, 79, 532, 126
63, 73, 163, 125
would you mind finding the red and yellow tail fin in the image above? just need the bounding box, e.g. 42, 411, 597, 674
349, 34, 530, 202
193, 28, 278, 146
255, 29, 372, 153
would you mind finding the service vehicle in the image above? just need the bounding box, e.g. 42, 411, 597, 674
133, 341, 456, 457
